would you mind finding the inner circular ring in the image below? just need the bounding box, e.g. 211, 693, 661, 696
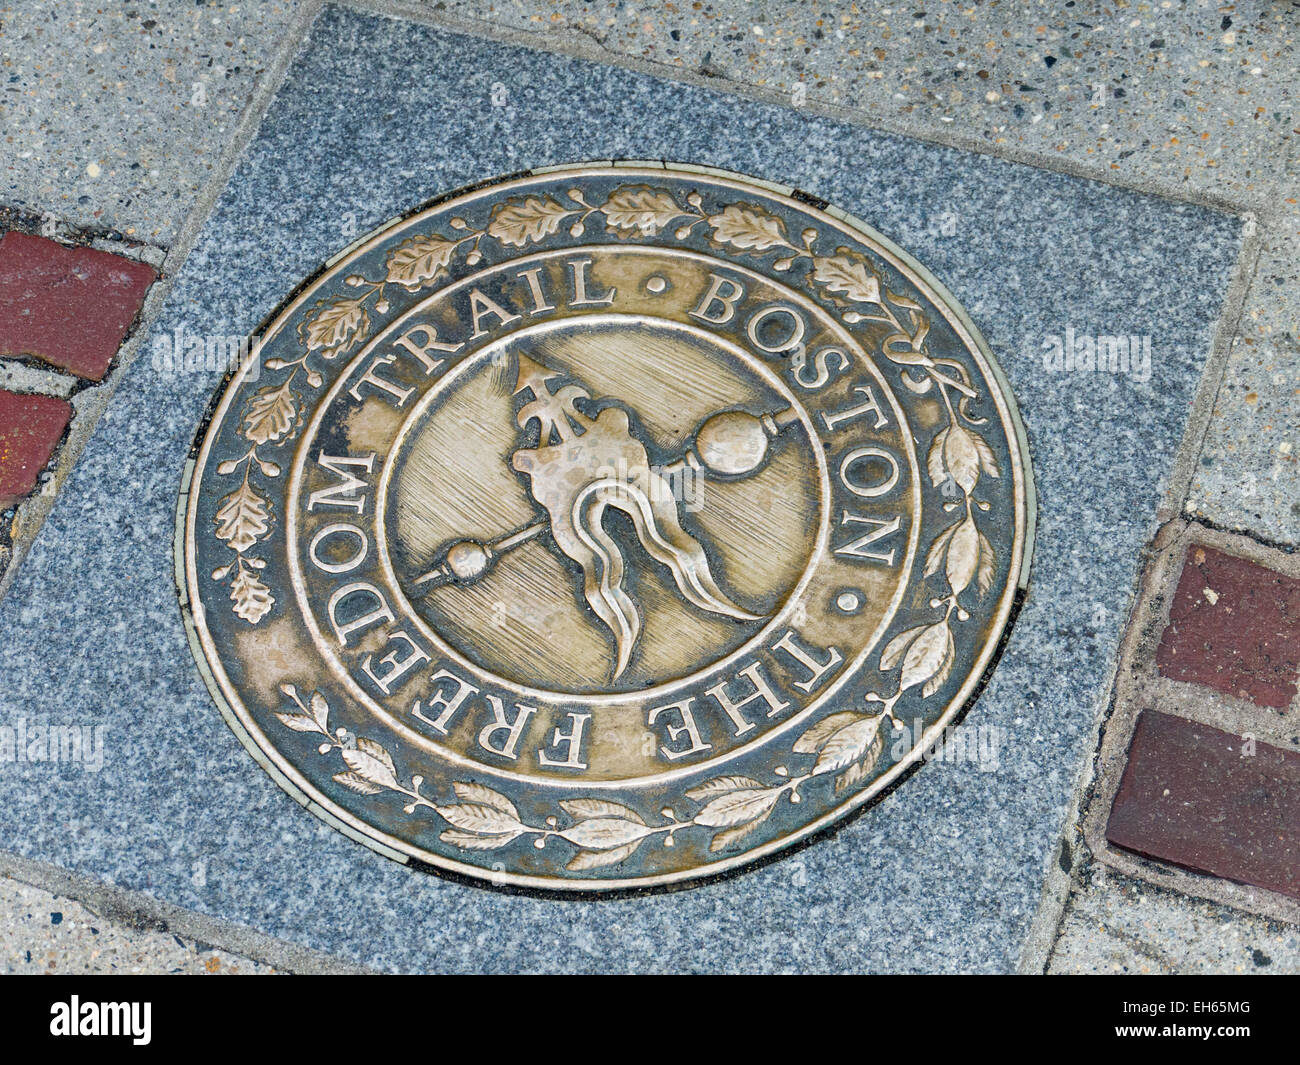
281, 245, 925, 787
371, 313, 829, 702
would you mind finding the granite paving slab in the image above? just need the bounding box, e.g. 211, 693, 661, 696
416, 0, 1299, 204
0, 5, 1244, 973
0, 875, 273, 975
0, 0, 303, 245
1049, 866, 1300, 975
1186, 201, 1300, 546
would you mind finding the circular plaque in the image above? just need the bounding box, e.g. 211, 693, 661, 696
178, 163, 1034, 890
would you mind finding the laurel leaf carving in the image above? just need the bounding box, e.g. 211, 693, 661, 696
341, 741, 400, 792
976, 529, 997, 596
924, 521, 960, 578
973, 432, 1001, 479
835, 734, 884, 793
386, 234, 459, 288
896, 621, 955, 699
274, 712, 321, 733
709, 811, 773, 853
600, 186, 686, 237
560, 798, 646, 826
811, 714, 883, 777
440, 828, 522, 851
558, 817, 652, 850
944, 516, 981, 597
214, 479, 270, 553
693, 787, 781, 828
942, 422, 984, 495
927, 426, 950, 486
435, 802, 525, 836
706, 203, 789, 252
333, 771, 384, 796
453, 781, 520, 822
683, 775, 763, 801
922, 654, 954, 698
879, 624, 928, 672
793, 711, 865, 754
487, 196, 573, 247
810, 249, 881, 304
309, 691, 331, 733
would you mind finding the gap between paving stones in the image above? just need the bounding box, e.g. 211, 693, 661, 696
0, 853, 367, 975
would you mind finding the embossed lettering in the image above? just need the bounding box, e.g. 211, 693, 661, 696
410, 669, 480, 735
647, 699, 712, 761
771, 630, 843, 693
703, 662, 791, 737
537, 711, 592, 770
477, 696, 537, 761
308, 453, 376, 513
834, 512, 902, 565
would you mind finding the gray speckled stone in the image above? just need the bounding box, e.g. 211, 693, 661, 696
0, 0, 300, 244
1187, 199, 1300, 543
0, 876, 273, 975
428, 0, 1296, 203
1049, 866, 1300, 975
0, 6, 1243, 973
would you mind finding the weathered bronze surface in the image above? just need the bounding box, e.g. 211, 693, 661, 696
178, 164, 1034, 890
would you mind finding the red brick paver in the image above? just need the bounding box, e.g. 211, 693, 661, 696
0, 231, 156, 381
1107, 710, 1300, 902
1155, 544, 1300, 710
0, 390, 73, 508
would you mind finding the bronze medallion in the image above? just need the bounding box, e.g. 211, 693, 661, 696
178, 163, 1034, 890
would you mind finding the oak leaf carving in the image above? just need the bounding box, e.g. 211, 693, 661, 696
214, 479, 270, 553
810, 249, 882, 304
228, 566, 273, 624
386, 234, 459, 288
241, 381, 298, 446
706, 203, 789, 252
599, 186, 686, 237
487, 196, 573, 247
299, 296, 369, 358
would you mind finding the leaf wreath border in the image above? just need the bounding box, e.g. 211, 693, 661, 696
274, 682, 901, 871
215, 175, 1008, 869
